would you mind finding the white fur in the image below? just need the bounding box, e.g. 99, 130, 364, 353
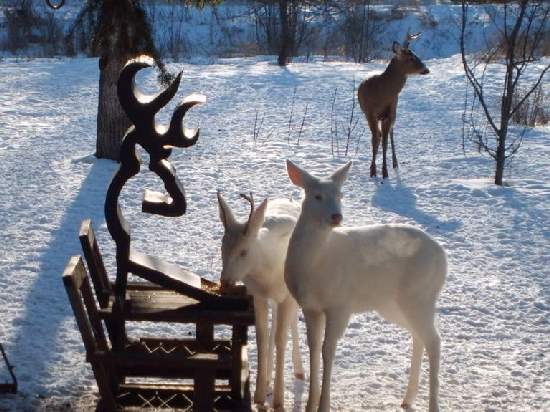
284, 160, 446, 412
217, 194, 305, 410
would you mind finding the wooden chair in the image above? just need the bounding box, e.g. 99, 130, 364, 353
63, 256, 251, 411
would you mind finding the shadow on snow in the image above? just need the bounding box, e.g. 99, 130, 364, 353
8, 158, 114, 397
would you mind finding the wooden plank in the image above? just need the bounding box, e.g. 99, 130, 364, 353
93, 350, 232, 370
0, 384, 17, 394
194, 370, 215, 412
230, 326, 249, 399
79, 219, 111, 308
99, 304, 254, 325
99, 287, 254, 325
62, 256, 117, 410
196, 322, 214, 347
128, 250, 251, 310
129, 249, 201, 289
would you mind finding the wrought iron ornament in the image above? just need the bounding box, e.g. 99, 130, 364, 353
104, 56, 205, 346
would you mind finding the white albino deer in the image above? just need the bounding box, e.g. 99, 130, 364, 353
358, 31, 429, 178
217, 192, 305, 410
284, 160, 446, 412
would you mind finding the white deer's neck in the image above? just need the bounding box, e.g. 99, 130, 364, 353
287, 215, 332, 271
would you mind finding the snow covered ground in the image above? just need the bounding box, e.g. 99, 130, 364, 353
0, 54, 549, 411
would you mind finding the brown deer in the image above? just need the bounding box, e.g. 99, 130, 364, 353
358, 32, 429, 178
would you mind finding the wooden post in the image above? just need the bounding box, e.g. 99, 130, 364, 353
231, 324, 249, 400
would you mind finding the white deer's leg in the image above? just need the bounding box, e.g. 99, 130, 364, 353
425, 329, 441, 412
273, 296, 296, 410
401, 335, 424, 409
402, 306, 441, 412
291, 309, 305, 380
318, 309, 350, 412
303, 309, 324, 412
318, 310, 350, 412
253, 296, 269, 406
267, 302, 277, 390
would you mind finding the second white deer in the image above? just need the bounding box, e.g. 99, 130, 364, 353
217, 192, 305, 410
285, 160, 446, 412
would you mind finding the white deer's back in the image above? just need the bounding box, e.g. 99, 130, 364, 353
286, 223, 446, 313
246, 198, 301, 301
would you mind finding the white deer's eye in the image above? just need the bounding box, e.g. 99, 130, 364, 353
315, 194, 322, 201
240, 250, 247, 257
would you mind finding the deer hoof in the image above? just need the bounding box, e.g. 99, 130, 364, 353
401, 401, 412, 410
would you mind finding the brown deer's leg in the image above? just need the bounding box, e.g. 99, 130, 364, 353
390, 128, 398, 169
367, 115, 380, 177
381, 118, 392, 179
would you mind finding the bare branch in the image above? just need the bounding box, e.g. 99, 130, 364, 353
287, 86, 297, 144
297, 103, 309, 146
510, 64, 550, 119
460, 1, 500, 136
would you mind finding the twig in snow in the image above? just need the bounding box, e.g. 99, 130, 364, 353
297, 103, 309, 146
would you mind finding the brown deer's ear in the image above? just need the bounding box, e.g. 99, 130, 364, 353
392, 41, 402, 54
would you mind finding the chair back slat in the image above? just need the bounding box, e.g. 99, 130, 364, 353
63, 256, 116, 410
63, 256, 109, 354
79, 219, 111, 308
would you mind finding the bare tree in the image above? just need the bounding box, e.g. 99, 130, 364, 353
460, 0, 549, 185
341, 0, 381, 63
47, 0, 219, 161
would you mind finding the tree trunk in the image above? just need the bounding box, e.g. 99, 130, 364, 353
494, 133, 506, 185
96, 54, 131, 161
278, 0, 290, 66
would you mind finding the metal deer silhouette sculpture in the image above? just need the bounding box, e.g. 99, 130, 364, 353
104, 56, 205, 348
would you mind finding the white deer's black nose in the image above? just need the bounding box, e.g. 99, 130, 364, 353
331, 214, 343, 226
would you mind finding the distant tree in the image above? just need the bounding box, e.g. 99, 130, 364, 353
460, 0, 549, 185
46, 0, 219, 161
252, 0, 326, 66
276, 0, 299, 65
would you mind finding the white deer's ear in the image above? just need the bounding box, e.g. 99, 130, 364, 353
287, 160, 315, 188
331, 161, 352, 186
217, 191, 236, 229
245, 198, 268, 235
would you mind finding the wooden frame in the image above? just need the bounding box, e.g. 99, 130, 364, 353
63, 256, 253, 411
65, 56, 255, 410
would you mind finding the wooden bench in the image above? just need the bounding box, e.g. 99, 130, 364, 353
63, 256, 252, 411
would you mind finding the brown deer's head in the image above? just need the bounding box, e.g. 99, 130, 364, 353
392, 31, 429, 76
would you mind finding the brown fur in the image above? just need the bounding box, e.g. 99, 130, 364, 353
358, 43, 429, 178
